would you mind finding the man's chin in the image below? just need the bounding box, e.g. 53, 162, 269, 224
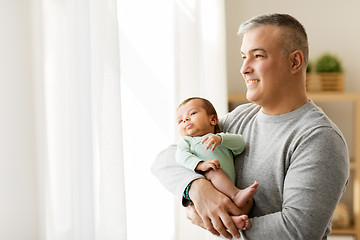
246, 91, 258, 103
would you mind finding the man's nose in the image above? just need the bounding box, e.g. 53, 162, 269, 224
184, 117, 190, 123
241, 59, 253, 75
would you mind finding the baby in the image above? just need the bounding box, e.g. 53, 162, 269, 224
176, 97, 258, 230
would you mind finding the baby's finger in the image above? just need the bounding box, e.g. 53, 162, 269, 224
209, 159, 220, 169
211, 142, 218, 151
201, 136, 209, 145
210, 164, 217, 170
213, 160, 220, 168
215, 160, 220, 168
206, 139, 214, 150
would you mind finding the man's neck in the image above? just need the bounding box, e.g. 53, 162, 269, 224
261, 94, 309, 115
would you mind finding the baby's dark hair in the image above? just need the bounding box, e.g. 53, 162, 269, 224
178, 97, 221, 133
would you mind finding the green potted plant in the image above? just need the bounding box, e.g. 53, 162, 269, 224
315, 53, 343, 73
306, 53, 344, 92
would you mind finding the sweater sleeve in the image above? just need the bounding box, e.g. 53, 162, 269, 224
151, 144, 205, 201
175, 137, 204, 171
243, 127, 349, 239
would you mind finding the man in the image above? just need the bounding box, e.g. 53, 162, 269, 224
152, 13, 349, 239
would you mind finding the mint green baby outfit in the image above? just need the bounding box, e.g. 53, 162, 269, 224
176, 133, 245, 183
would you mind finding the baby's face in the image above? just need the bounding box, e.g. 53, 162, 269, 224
176, 99, 217, 137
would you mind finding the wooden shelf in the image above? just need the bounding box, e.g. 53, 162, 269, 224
308, 92, 360, 102
332, 227, 357, 235
332, 227, 356, 235
228, 92, 360, 239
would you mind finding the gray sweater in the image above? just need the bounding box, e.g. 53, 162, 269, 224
152, 101, 349, 240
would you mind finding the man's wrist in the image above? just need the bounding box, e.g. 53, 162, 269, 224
182, 178, 204, 206
182, 181, 194, 207
184, 181, 193, 201
182, 178, 208, 207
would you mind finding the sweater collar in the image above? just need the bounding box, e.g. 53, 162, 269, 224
257, 100, 313, 123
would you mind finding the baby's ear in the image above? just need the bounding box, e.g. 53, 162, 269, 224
210, 115, 218, 126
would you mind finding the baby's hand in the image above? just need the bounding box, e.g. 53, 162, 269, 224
196, 159, 220, 172
201, 134, 222, 151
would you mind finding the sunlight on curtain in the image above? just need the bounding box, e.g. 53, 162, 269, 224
34, 0, 126, 239
174, 0, 228, 116
119, 0, 227, 240
89, 1, 127, 239
118, 0, 176, 240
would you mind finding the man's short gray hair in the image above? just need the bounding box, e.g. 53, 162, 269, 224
238, 13, 309, 64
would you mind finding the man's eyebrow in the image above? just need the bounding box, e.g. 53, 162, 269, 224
241, 48, 266, 54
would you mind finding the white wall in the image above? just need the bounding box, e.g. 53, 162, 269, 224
225, 0, 360, 94
0, 1, 39, 239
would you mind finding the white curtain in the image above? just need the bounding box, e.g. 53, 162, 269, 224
118, 0, 176, 239
174, 0, 228, 116
33, 0, 126, 239
119, 0, 227, 240
33, 0, 226, 239
174, 1, 228, 239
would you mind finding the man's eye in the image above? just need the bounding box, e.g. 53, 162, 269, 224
255, 54, 264, 58
178, 120, 183, 124
191, 112, 197, 115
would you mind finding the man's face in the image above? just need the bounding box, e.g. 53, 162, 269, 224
240, 25, 292, 111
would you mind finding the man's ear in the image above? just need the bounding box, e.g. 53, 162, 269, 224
290, 50, 304, 73
210, 115, 218, 126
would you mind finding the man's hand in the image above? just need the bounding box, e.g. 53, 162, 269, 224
195, 159, 220, 172
201, 134, 222, 151
188, 179, 242, 239
185, 204, 206, 229
186, 197, 254, 228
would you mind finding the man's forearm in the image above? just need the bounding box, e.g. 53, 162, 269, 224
151, 144, 204, 198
